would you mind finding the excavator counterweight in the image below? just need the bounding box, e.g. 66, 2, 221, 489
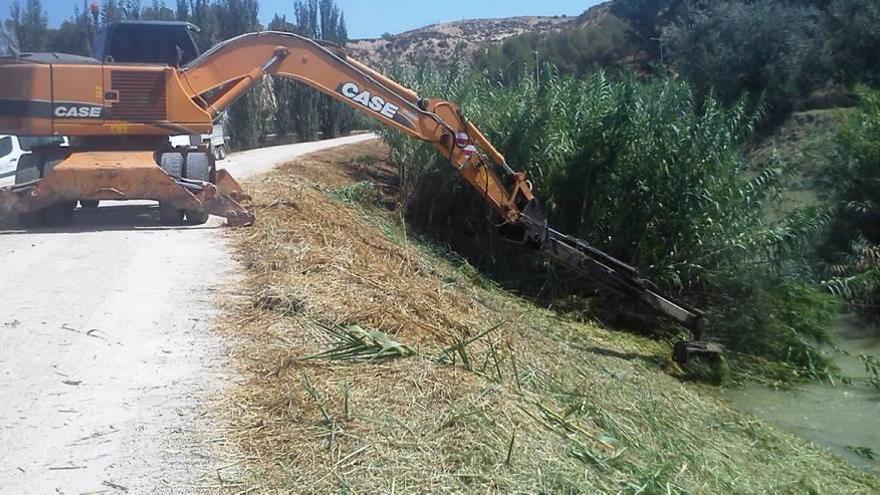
0, 24, 719, 362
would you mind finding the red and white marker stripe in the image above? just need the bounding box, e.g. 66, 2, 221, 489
456, 132, 478, 157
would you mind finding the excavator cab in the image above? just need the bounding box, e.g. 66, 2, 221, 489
93, 21, 201, 66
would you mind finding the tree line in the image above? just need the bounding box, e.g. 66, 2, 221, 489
2, 0, 356, 148
476, 0, 880, 122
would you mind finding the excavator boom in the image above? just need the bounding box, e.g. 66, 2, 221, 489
0, 29, 718, 361
180, 32, 534, 225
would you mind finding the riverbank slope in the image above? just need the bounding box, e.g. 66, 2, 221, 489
220, 140, 878, 492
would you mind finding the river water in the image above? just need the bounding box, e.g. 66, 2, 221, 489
723, 315, 880, 473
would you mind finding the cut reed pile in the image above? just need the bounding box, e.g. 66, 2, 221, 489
220, 139, 878, 493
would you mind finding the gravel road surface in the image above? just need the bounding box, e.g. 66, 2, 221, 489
0, 134, 376, 494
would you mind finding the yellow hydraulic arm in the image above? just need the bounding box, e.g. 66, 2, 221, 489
181, 32, 536, 227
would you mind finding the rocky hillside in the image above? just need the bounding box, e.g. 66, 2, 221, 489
345, 3, 611, 67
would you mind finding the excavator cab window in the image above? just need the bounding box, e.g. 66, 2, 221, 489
93, 21, 201, 66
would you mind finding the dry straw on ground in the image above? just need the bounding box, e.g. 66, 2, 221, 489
218, 139, 879, 493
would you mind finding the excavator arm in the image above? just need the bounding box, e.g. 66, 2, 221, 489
179, 32, 718, 362
180, 32, 533, 226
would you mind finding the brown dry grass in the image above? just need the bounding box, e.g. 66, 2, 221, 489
218, 139, 879, 493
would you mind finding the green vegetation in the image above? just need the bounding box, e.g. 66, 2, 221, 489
208, 0, 273, 150
7, 0, 50, 51
748, 109, 849, 213
481, 1, 879, 123
473, 14, 639, 82
398, 0, 880, 379
382, 68, 835, 374
829, 0, 880, 84
822, 89, 880, 319
268, 0, 355, 142
860, 354, 880, 391
663, 1, 822, 117
331, 180, 381, 206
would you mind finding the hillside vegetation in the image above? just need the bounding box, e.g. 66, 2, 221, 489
223, 142, 878, 492
345, 4, 620, 71
476, 1, 879, 117
346, 15, 577, 67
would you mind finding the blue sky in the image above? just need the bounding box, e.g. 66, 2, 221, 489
27, 0, 598, 39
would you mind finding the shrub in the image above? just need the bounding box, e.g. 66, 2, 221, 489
663, 0, 823, 118
611, 0, 685, 52
829, 0, 880, 84
382, 67, 833, 370
473, 14, 640, 82
823, 88, 880, 318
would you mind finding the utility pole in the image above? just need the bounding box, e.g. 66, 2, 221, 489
651, 36, 665, 65
533, 49, 540, 87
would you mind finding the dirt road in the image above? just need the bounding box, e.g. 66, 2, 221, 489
0, 134, 376, 494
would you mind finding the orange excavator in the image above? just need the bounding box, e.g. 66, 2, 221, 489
0, 22, 718, 362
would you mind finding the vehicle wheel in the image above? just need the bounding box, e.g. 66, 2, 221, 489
41, 155, 75, 227
42, 152, 67, 173
79, 200, 99, 209
159, 152, 184, 178
43, 201, 76, 227
15, 154, 45, 227
17, 211, 43, 227
14, 153, 41, 184
158, 203, 185, 224
157, 152, 187, 224
217, 145, 227, 160
12, 148, 72, 228
184, 152, 211, 181
184, 209, 209, 225
184, 153, 211, 225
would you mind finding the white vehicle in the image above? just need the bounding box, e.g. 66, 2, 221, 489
0, 135, 26, 187
0, 135, 68, 187
169, 124, 230, 161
